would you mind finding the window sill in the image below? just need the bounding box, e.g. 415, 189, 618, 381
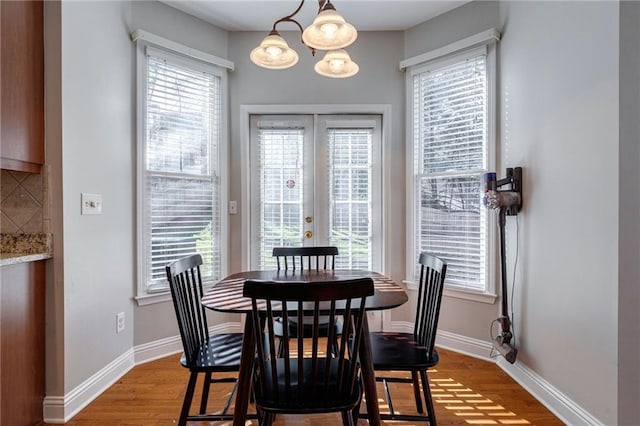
135, 291, 172, 306
403, 280, 497, 304
135, 283, 217, 306
443, 287, 497, 304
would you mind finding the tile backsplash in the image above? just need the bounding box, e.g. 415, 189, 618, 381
1, 168, 48, 233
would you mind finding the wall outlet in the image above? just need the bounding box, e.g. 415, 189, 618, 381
116, 312, 125, 333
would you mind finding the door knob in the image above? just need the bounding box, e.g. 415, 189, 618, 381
304, 230, 313, 239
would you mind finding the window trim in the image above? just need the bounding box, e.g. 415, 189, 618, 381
404, 39, 498, 304
133, 34, 231, 306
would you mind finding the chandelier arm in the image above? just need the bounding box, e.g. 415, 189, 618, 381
271, 0, 317, 57
271, 0, 305, 30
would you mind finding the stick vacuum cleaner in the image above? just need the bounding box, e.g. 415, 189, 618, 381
483, 167, 523, 364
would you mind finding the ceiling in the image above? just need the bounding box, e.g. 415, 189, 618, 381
160, 0, 470, 32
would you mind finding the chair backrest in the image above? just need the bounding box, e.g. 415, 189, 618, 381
165, 254, 209, 364
414, 252, 447, 359
272, 246, 338, 271
243, 277, 374, 409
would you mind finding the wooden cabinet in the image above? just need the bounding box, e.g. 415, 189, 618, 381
0, 0, 44, 173
0, 260, 46, 425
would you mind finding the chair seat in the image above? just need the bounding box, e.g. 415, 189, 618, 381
369, 332, 439, 370
180, 332, 243, 371
253, 358, 362, 413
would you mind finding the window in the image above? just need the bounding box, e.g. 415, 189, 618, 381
135, 41, 229, 303
408, 45, 495, 298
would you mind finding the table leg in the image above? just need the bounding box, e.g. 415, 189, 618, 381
359, 315, 381, 426
233, 317, 255, 426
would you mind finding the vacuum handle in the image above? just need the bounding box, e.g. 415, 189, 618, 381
484, 172, 497, 192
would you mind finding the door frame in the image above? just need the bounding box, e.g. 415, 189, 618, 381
239, 104, 392, 273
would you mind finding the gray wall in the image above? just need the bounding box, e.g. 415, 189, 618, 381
618, 1, 640, 423
499, 1, 619, 424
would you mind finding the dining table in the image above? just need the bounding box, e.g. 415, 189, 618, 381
201, 269, 408, 426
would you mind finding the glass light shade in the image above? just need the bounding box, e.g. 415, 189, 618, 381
250, 33, 299, 69
314, 49, 359, 78
302, 9, 357, 50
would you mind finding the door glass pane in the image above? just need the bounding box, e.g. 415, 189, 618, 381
328, 129, 372, 269
258, 128, 305, 269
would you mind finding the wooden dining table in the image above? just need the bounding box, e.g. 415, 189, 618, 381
201, 269, 408, 426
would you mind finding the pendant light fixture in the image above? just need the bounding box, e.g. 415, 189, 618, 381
314, 49, 359, 78
250, 0, 359, 78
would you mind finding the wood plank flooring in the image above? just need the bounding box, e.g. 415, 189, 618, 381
44, 348, 564, 425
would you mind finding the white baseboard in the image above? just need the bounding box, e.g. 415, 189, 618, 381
43, 348, 135, 423
497, 357, 603, 426
43, 322, 242, 423
436, 329, 495, 361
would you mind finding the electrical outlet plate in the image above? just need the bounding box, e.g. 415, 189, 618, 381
116, 312, 125, 333
81, 193, 102, 215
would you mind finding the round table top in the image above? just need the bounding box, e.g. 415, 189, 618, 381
201, 269, 408, 314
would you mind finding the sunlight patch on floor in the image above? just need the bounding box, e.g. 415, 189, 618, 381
430, 376, 532, 425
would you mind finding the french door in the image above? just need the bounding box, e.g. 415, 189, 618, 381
249, 114, 382, 271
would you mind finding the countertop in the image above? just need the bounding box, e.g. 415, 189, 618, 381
0, 233, 52, 266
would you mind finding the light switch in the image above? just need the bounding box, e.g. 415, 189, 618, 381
81, 193, 102, 215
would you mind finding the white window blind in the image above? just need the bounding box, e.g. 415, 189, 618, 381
328, 128, 373, 270
412, 52, 489, 292
256, 124, 306, 269
141, 48, 223, 292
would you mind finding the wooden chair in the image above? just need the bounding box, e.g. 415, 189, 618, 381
165, 254, 243, 426
366, 252, 447, 424
243, 277, 373, 426
272, 246, 338, 271
272, 246, 341, 356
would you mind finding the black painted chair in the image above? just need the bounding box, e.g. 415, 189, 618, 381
272, 246, 341, 356
243, 277, 374, 425
165, 254, 243, 425
366, 252, 447, 424
272, 246, 338, 271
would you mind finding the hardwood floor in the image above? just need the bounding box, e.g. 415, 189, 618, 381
45, 348, 564, 425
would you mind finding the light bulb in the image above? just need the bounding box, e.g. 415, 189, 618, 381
320, 22, 338, 39
329, 59, 345, 72
266, 46, 282, 59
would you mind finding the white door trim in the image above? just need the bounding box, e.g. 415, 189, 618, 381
239, 104, 392, 273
